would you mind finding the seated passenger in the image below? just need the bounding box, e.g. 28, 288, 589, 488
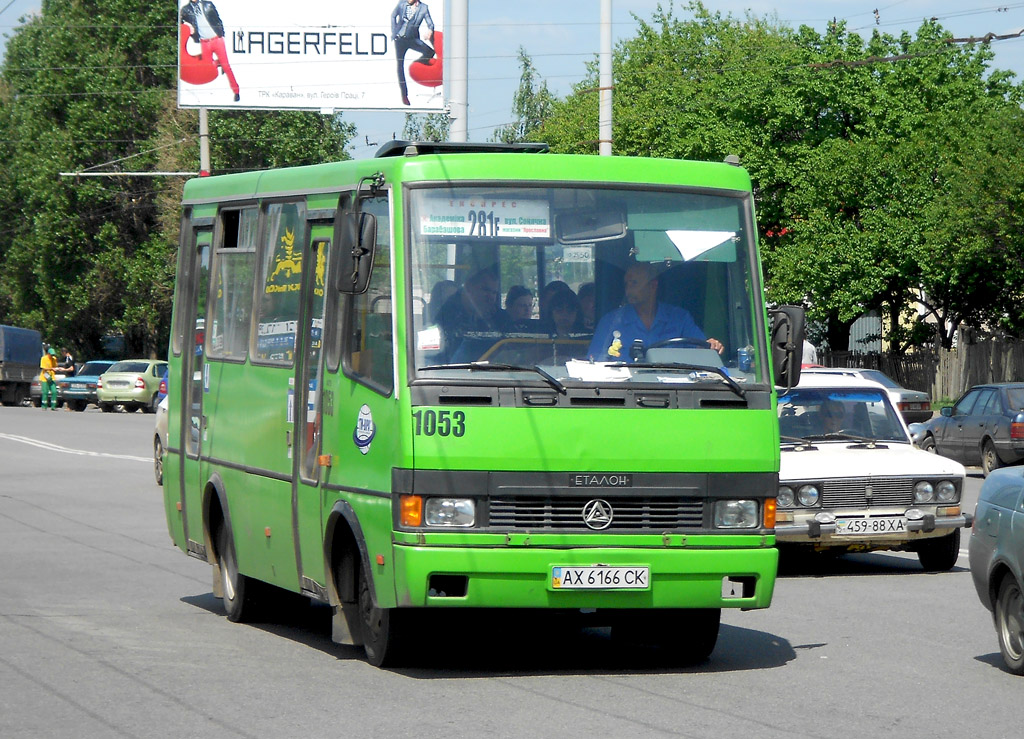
504, 285, 535, 330
427, 279, 457, 324
436, 267, 511, 362
544, 288, 585, 338
817, 398, 847, 435
588, 261, 723, 361
540, 280, 572, 325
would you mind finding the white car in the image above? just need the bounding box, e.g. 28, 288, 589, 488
154, 396, 168, 485
776, 374, 970, 570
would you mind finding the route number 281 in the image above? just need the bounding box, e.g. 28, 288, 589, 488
413, 410, 466, 437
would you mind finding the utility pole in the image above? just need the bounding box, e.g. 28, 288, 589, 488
199, 108, 210, 176
599, 0, 612, 156
449, 0, 468, 142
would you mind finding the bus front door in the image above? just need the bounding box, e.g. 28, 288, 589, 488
180, 226, 211, 556
292, 225, 334, 593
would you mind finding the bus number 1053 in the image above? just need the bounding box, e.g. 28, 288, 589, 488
413, 409, 466, 437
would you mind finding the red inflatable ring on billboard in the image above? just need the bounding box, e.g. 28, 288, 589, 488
408, 31, 443, 88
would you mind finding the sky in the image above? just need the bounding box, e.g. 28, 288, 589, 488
1, 1, 1023, 160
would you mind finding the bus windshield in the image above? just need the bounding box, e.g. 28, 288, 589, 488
408, 184, 766, 387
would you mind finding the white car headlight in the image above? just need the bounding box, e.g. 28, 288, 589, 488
424, 498, 476, 527
913, 481, 935, 503
797, 484, 820, 507
714, 500, 759, 528
777, 486, 795, 508
936, 480, 957, 502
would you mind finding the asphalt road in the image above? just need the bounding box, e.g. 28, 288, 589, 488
0, 405, 1018, 739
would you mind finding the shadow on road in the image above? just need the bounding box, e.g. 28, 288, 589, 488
777, 547, 967, 578
183, 592, 796, 676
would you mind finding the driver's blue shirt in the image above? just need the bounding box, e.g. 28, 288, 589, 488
587, 303, 706, 361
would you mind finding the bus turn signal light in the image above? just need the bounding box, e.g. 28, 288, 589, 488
763, 498, 777, 529
400, 495, 423, 527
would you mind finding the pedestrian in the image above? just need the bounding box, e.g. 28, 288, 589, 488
58, 347, 74, 375
39, 347, 59, 411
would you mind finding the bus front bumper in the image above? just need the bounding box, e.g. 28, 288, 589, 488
390, 538, 778, 610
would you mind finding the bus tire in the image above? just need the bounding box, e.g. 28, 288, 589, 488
672, 608, 721, 663
216, 521, 258, 623
357, 564, 406, 667
613, 608, 720, 663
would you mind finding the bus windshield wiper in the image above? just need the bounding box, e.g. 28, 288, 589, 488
419, 361, 567, 395
606, 361, 746, 399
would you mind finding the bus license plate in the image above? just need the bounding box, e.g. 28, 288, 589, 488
835, 517, 907, 535
551, 566, 649, 590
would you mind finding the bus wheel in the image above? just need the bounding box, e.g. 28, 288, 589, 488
614, 608, 721, 664
216, 522, 257, 623
357, 565, 406, 667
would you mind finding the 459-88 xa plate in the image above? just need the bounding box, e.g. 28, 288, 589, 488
551, 566, 650, 590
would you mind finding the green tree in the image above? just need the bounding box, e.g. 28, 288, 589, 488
402, 112, 451, 142
492, 48, 557, 144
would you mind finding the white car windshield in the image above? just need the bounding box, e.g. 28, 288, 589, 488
778, 388, 908, 442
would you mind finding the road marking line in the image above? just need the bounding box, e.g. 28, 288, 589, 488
0, 432, 150, 463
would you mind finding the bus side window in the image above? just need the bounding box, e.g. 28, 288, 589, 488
207, 207, 257, 360
253, 201, 306, 365
344, 196, 393, 394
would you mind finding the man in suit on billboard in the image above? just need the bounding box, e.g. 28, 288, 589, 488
390, 0, 435, 106
180, 0, 241, 102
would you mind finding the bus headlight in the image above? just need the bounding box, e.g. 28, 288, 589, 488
714, 500, 759, 528
913, 481, 935, 503
424, 498, 476, 527
936, 480, 958, 502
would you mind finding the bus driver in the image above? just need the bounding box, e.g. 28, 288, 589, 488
588, 261, 724, 362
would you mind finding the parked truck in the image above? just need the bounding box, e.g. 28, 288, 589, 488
0, 325, 42, 406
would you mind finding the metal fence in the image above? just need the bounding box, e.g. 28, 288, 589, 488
822, 329, 1024, 405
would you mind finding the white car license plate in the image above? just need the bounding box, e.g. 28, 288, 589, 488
835, 517, 907, 535
551, 566, 649, 590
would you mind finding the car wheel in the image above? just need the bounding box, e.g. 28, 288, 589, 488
358, 563, 407, 667
996, 574, 1024, 675
146, 394, 159, 414
70, 400, 86, 412
920, 435, 936, 454
982, 440, 1003, 477
153, 435, 164, 486
917, 529, 960, 572
32, 398, 41, 408
216, 521, 260, 623
99, 402, 114, 413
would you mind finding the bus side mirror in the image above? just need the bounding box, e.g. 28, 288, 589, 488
770, 305, 805, 392
338, 211, 377, 294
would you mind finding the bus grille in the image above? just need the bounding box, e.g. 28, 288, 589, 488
820, 477, 915, 508
488, 497, 705, 530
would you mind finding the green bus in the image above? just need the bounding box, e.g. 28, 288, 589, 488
162, 141, 803, 666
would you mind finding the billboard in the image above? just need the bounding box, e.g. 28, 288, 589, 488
177, 0, 445, 111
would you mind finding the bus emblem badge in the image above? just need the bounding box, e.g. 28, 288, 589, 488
353, 404, 376, 455
582, 499, 613, 530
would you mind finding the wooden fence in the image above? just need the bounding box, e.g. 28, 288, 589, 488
822, 329, 1024, 405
